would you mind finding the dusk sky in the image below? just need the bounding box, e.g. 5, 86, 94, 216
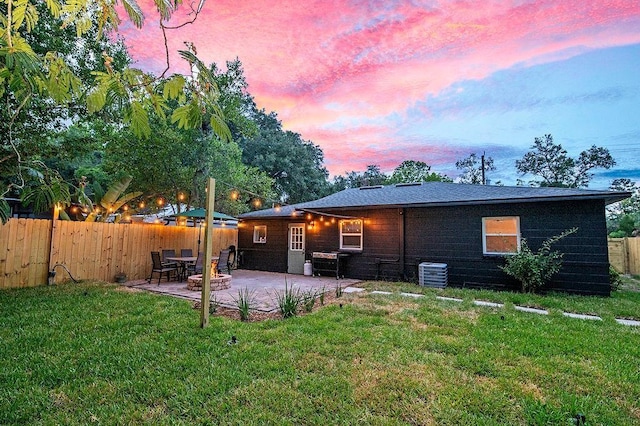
121, 0, 640, 189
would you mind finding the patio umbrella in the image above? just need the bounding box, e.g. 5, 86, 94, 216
175, 208, 237, 254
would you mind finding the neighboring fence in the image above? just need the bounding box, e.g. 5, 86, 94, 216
0, 218, 237, 289
608, 237, 640, 275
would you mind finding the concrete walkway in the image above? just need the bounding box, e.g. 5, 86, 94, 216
126, 269, 361, 312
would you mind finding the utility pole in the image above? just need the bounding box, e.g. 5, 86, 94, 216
481, 152, 486, 185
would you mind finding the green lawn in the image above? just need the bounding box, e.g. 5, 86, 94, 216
1, 279, 639, 425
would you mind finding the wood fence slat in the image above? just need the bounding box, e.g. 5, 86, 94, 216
628, 237, 640, 275
19, 219, 34, 287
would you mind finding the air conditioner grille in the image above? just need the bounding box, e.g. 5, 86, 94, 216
418, 262, 448, 288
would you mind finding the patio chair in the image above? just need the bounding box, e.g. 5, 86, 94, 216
186, 252, 204, 276
217, 249, 232, 275
180, 248, 193, 257
227, 245, 237, 271
149, 251, 178, 285
162, 249, 178, 267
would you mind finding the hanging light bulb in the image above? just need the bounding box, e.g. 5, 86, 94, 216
230, 190, 239, 201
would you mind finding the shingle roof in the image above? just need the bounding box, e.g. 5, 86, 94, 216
239, 182, 630, 219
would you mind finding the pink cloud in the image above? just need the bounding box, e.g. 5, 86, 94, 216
119, 1, 640, 177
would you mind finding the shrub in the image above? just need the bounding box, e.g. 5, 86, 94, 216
500, 228, 577, 293
209, 293, 219, 315
302, 289, 317, 313
233, 287, 255, 321
275, 281, 301, 319
610, 266, 624, 292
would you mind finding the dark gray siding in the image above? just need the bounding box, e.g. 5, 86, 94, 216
238, 219, 289, 272
403, 200, 610, 295
238, 199, 611, 295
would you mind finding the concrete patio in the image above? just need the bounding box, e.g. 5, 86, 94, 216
125, 269, 361, 312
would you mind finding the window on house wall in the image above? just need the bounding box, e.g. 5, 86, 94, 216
340, 219, 363, 250
482, 217, 520, 255
253, 225, 267, 243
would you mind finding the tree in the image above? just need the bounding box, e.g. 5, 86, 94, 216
606, 178, 640, 235
515, 134, 615, 188
388, 160, 451, 184
332, 166, 387, 189
456, 153, 495, 184
238, 110, 330, 204
1, 0, 231, 222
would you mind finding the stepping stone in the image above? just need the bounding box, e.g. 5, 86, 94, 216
514, 305, 549, 315
343, 287, 365, 293
436, 296, 463, 303
616, 318, 640, 326
371, 290, 392, 295
562, 312, 602, 321
400, 292, 424, 298
473, 300, 504, 308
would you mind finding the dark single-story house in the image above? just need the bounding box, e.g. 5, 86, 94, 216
238, 182, 630, 295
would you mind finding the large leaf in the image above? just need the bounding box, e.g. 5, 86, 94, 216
163, 75, 185, 100
100, 175, 134, 209
122, 0, 144, 28
126, 101, 151, 138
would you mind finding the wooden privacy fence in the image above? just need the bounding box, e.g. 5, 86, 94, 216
0, 218, 237, 289
608, 237, 640, 275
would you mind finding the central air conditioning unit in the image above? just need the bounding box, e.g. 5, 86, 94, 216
418, 262, 448, 288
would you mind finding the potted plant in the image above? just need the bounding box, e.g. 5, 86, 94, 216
114, 272, 127, 283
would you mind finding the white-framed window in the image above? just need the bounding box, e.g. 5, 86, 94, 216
482, 217, 520, 255
253, 225, 267, 243
340, 219, 363, 250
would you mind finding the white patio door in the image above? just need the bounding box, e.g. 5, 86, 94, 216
288, 223, 305, 274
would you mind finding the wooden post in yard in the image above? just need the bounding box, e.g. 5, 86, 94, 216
47, 204, 61, 285
200, 178, 215, 328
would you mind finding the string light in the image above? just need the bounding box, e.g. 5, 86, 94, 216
230, 190, 239, 201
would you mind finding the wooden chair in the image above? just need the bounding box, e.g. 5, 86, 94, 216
149, 251, 178, 285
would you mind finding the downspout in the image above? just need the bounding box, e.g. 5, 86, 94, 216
399, 208, 406, 280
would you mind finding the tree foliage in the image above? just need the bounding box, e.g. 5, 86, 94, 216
515, 134, 615, 188
1, 0, 230, 222
238, 110, 330, 204
455, 153, 495, 184
388, 160, 452, 184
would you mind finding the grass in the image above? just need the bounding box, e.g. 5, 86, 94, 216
1, 280, 639, 425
